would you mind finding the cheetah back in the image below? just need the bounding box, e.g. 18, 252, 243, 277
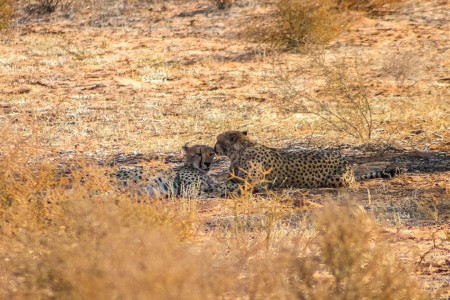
234, 145, 354, 188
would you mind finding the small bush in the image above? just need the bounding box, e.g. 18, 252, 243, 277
212, 0, 234, 10
0, 0, 15, 29
253, 0, 348, 51
310, 203, 429, 299
382, 49, 424, 86
275, 49, 375, 141
24, 0, 60, 15
36, 0, 60, 13
244, 203, 431, 299
89, 0, 129, 17
60, 0, 75, 18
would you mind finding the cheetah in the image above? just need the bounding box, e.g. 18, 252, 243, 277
113, 144, 240, 198
214, 130, 401, 189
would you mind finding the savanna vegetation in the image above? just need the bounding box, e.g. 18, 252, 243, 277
1, 0, 449, 298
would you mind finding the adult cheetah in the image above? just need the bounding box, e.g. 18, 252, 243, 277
214, 130, 401, 189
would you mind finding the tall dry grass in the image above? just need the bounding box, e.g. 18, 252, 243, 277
0, 143, 228, 298
0, 140, 432, 298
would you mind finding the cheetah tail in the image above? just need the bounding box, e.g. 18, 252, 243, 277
355, 167, 404, 181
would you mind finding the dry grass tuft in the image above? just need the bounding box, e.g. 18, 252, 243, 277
250, 0, 348, 51
1, 211, 236, 298
88, 0, 130, 17
249, 0, 404, 51
252, 203, 430, 298
382, 49, 424, 86
212, 0, 234, 10
310, 203, 429, 299
0, 0, 15, 29
35, 0, 60, 13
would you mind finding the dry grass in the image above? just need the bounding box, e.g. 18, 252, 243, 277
382, 49, 424, 86
0, 148, 433, 298
274, 48, 376, 142
249, 0, 405, 51
304, 203, 429, 299
34, 0, 60, 13
0, 146, 220, 298
249, 0, 348, 51
0, 0, 15, 29
212, 0, 234, 10
88, 0, 129, 17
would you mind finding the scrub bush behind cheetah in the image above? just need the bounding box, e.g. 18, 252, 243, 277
113, 144, 239, 198
214, 131, 401, 189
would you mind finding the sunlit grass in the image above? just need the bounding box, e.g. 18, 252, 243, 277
0, 0, 448, 297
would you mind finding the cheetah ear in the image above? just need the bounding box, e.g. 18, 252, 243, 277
242, 130, 248, 136
182, 143, 190, 152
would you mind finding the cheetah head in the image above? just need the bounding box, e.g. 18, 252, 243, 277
182, 144, 215, 172
214, 130, 250, 157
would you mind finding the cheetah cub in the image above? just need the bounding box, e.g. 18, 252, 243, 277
114, 144, 240, 198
